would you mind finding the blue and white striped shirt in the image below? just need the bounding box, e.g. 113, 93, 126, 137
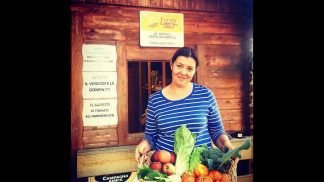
144, 83, 226, 152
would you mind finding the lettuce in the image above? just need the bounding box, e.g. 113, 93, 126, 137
189, 144, 207, 172
174, 124, 196, 176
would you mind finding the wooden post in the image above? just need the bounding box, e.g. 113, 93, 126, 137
147, 62, 151, 98
162, 62, 166, 87
71, 11, 84, 181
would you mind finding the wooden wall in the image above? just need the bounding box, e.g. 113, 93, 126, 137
71, 0, 252, 180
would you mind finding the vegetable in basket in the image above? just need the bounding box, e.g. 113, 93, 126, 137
173, 124, 196, 176
201, 139, 251, 172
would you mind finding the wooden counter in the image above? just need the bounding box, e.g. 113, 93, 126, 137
77, 137, 253, 178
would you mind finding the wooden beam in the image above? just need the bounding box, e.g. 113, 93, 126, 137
71, 11, 84, 157
77, 146, 138, 178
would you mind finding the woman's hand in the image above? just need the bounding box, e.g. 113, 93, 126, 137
135, 140, 151, 162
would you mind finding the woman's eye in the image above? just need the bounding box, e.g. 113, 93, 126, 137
177, 64, 182, 68
187, 67, 193, 72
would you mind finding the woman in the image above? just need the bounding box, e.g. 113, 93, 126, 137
135, 47, 238, 164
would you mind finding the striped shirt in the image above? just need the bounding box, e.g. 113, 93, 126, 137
144, 83, 226, 152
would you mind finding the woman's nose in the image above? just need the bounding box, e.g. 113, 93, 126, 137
180, 68, 186, 75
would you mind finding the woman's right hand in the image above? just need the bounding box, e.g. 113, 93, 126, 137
135, 140, 151, 162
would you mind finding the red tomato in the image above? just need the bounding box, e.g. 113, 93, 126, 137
208, 170, 223, 181
221, 174, 232, 182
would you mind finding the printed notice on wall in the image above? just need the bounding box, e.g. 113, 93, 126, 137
82, 72, 117, 99
82, 44, 117, 71
82, 99, 118, 126
140, 11, 184, 47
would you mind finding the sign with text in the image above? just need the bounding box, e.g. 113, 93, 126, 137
82, 44, 117, 71
140, 11, 184, 47
82, 72, 117, 99
82, 99, 118, 126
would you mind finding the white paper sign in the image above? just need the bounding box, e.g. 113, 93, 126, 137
82, 99, 118, 126
82, 72, 117, 99
82, 44, 117, 71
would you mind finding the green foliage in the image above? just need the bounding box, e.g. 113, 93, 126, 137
188, 144, 207, 172
200, 139, 251, 172
137, 166, 168, 182
218, 139, 251, 169
174, 124, 196, 176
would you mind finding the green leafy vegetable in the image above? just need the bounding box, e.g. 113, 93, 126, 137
137, 166, 168, 182
174, 124, 196, 176
218, 139, 251, 169
188, 144, 207, 172
200, 139, 251, 172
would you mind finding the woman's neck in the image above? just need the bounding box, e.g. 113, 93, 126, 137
162, 82, 193, 100
169, 82, 192, 93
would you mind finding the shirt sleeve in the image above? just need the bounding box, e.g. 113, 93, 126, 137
143, 95, 158, 149
206, 90, 226, 145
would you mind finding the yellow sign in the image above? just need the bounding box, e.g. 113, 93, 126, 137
140, 11, 184, 47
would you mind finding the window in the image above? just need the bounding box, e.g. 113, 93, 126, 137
128, 60, 172, 133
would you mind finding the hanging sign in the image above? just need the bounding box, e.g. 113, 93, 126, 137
82, 44, 117, 71
140, 11, 184, 47
82, 71, 117, 99
82, 99, 118, 126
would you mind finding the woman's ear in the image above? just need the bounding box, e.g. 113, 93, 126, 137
170, 60, 173, 70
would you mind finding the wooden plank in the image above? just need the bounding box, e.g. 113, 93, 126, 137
220, 109, 242, 121
162, 62, 166, 87
83, 15, 139, 31
84, 125, 117, 130
148, 62, 151, 98
205, 76, 242, 89
205, 44, 242, 58
84, 142, 118, 149
205, 66, 241, 79
83, 28, 126, 41
196, 44, 206, 85
116, 41, 129, 145
126, 44, 178, 60
212, 88, 242, 99
185, 33, 242, 45
161, 0, 174, 8
184, 22, 244, 34
77, 146, 138, 178
83, 135, 118, 143
148, 0, 161, 8
71, 11, 84, 182
217, 98, 242, 110
83, 128, 117, 137
71, 12, 84, 154
223, 121, 242, 131
72, 1, 251, 14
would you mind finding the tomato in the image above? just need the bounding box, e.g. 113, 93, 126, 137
208, 170, 223, 181
195, 176, 213, 182
220, 174, 232, 182
193, 164, 209, 177
182, 172, 195, 182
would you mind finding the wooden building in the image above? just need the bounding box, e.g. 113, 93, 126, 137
71, 0, 253, 181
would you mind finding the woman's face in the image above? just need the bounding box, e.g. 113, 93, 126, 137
171, 56, 197, 88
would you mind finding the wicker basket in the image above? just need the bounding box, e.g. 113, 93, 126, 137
136, 151, 237, 182
227, 159, 238, 182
